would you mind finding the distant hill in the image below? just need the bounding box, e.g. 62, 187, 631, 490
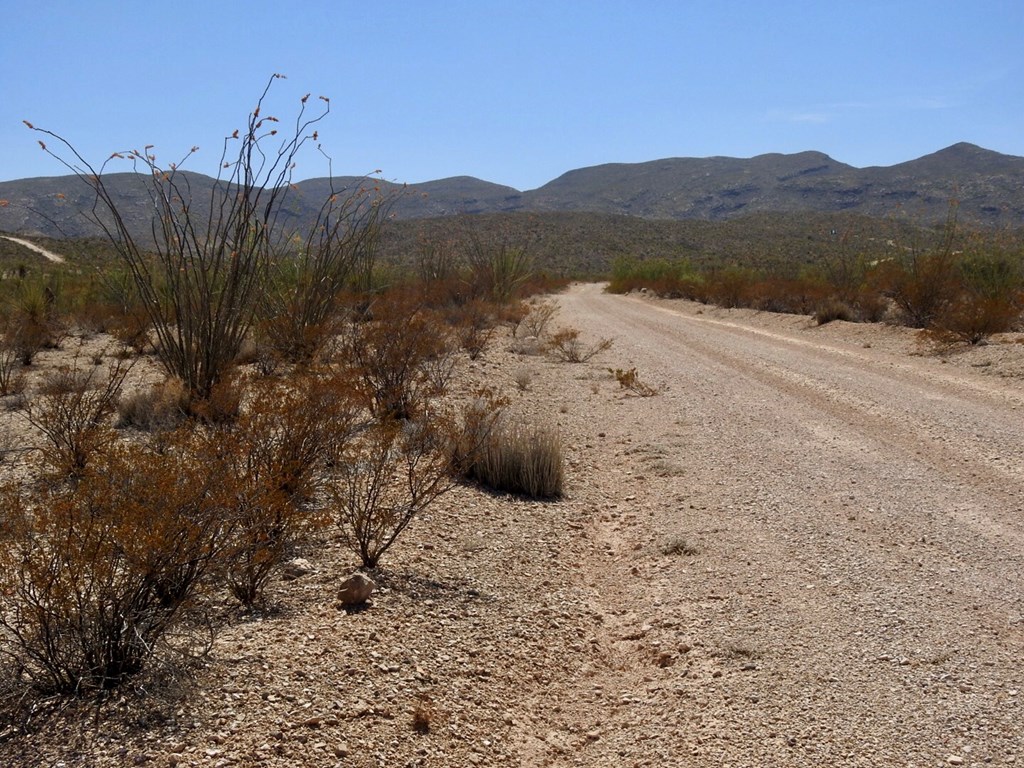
1, 143, 1021, 243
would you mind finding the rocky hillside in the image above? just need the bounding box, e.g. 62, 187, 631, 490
1, 143, 1021, 243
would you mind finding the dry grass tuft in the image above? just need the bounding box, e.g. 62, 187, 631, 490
462, 416, 564, 499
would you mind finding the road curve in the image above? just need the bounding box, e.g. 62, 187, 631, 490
0, 235, 65, 263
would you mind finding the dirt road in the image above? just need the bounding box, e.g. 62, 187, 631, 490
519, 283, 1024, 765
0, 235, 65, 263
5, 283, 1022, 767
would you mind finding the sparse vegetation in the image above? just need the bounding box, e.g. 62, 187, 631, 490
609, 367, 658, 396
330, 415, 457, 569
547, 328, 613, 363
0, 438, 231, 695
25, 357, 131, 477
4, 79, 1023, 765
459, 414, 564, 499
116, 377, 189, 432
660, 536, 700, 557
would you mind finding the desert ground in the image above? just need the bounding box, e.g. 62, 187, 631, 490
3, 282, 1023, 767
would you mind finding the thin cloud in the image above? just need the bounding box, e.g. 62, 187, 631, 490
766, 95, 954, 124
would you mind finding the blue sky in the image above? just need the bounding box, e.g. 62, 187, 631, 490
2, 1, 1021, 190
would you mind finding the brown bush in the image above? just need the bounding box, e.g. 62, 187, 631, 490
340, 292, 450, 420
814, 299, 857, 325
706, 267, 756, 309
235, 375, 361, 501
116, 377, 189, 432
107, 303, 152, 355
609, 367, 658, 396
547, 328, 613, 363
213, 375, 361, 607
451, 299, 497, 360
516, 300, 558, 339
928, 294, 1021, 345
878, 252, 961, 328
25, 358, 131, 477
330, 415, 456, 569
188, 372, 244, 425
0, 440, 231, 695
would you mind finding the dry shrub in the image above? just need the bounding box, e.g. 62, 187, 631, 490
217, 481, 292, 609
814, 298, 857, 325
107, 303, 152, 355
235, 375, 360, 501
451, 299, 497, 360
340, 292, 451, 420
928, 294, 1021, 346
513, 367, 532, 391
877, 251, 961, 328
188, 373, 244, 425
461, 415, 564, 499
25, 358, 131, 477
411, 695, 438, 734
420, 332, 460, 394
0, 440, 231, 695
330, 416, 457, 569
517, 300, 558, 339
0, 423, 14, 465
327, 391, 507, 570
706, 267, 756, 309
609, 367, 657, 397
660, 536, 700, 557
752, 275, 829, 315
213, 375, 361, 606
116, 377, 189, 432
0, 337, 25, 397
547, 328, 613, 363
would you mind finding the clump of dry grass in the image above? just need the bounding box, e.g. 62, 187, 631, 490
116, 377, 189, 432
411, 695, 437, 734
512, 367, 532, 391
461, 415, 564, 499
660, 536, 700, 557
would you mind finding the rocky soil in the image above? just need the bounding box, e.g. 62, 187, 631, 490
2, 282, 1023, 767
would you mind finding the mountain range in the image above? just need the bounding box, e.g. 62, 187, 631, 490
1, 143, 1021, 243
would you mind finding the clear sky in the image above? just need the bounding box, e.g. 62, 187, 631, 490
2, 1, 1021, 191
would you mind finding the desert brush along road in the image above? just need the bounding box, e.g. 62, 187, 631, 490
2, 282, 1021, 767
